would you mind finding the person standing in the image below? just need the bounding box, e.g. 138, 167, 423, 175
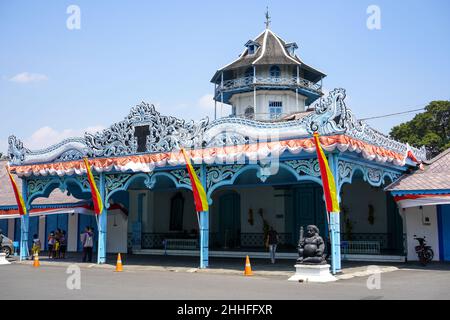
59, 230, 67, 259
31, 234, 41, 258
266, 227, 279, 264
80, 227, 94, 262
47, 232, 55, 259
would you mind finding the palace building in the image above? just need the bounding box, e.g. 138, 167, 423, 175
3, 21, 431, 272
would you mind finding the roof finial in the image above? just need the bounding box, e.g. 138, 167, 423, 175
265, 6, 271, 29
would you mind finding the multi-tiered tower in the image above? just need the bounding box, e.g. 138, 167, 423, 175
211, 16, 325, 121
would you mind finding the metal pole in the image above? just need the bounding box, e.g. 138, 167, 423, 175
214, 83, 217, 120
253, 66, 256, 115
296, 65, 300, 110
221, 72, 224, 118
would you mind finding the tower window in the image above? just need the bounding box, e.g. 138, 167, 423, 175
270, 65, 281, 79
269, 101, 282, 120
248, 45, 255, 55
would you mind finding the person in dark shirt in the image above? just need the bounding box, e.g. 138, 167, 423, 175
266, 227, 279, 264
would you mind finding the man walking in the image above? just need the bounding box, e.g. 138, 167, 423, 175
80, 227, 94, 262
266, 227, 279, 264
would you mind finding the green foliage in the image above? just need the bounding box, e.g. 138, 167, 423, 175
390, 101, 450, 158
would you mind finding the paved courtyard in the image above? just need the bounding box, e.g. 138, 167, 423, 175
1, 254, 449, 300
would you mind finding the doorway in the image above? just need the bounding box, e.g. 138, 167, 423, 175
218, 191, 241, 249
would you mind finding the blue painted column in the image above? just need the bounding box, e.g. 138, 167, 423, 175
20, 178, 29, 261
97, 173, 107, 264
199, 164, 209, 268
328, 153, 342, 274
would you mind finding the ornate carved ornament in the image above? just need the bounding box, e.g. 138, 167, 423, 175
8, 89, 426, 167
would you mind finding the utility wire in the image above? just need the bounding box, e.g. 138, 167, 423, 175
360, 106, 426, 121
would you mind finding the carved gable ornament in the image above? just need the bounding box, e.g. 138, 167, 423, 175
7, 89, 427, 166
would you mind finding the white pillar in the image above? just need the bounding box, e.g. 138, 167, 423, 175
8, 218, 15, 240
38, 215, 46, 250
67, 212, 78, 252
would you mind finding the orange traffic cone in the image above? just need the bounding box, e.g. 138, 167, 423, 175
33, 253, 40, 268
244, 255, 253, 276
115, 253, 123, 272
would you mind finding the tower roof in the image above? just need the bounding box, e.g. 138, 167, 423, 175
211, 28, 326, 83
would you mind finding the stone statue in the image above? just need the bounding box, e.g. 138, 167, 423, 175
297, 225, 326, 264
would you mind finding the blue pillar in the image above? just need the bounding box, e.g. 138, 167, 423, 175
199, 164, 209, 268
97, 173, 107, 264
20, 179, 29, 261
199, 210, 209, 268
328, 154, 342, 274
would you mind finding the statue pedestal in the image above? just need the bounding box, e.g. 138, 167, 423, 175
0, 253, 11, 265
288, 264, 337, 283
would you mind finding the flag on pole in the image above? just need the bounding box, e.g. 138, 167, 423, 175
312, 132, 340, 213
83, 158, 103, 215
6, 166, 27, 215
180, 149, 209, 212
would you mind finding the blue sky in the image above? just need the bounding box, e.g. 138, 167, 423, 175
1, 0, 449, 154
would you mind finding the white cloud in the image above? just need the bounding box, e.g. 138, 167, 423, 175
198, 94, 215, 110
9, 72, 48, 84
24, 125, 105, 150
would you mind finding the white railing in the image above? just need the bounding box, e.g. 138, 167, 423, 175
163, 239, 198, 250
217, 76, 322, 93
341, 241, 381, 255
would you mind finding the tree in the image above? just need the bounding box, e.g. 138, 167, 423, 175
390, 101, 450, 158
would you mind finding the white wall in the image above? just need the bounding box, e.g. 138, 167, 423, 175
402, 206, 440, 261
8, 218, 15, 241
210, 186, 285, 234
67, 213, 78, 252
151, 189, 198, 234
38, 216, 46, 249
230, 90, 306, 120
107, 211, 128, 253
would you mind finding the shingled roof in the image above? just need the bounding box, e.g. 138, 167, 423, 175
0, 160, 80, 208
211, 28, 325, 83
386, 148, 450, 192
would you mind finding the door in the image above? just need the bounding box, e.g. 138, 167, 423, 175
218, 192, 241, 249
292, 183, 328, 245
28, 216, 39, 249
45, 214, 68, 250
386, 193, 404, 254
438, 204, 450, 261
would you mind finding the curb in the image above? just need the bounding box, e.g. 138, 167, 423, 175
12, 260, 399, 280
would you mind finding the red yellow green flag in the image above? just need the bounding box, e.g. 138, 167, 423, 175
83, 158, 103, 215
6, 166, 27, 215
181, 149, 209, 212
312, 132, 340, 213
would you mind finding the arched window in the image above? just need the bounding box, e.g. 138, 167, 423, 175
169, 193, 184, 231
244, 106, 255, 119
270, 65, 281, 79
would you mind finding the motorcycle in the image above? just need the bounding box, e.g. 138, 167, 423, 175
413, 235, 434, 266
